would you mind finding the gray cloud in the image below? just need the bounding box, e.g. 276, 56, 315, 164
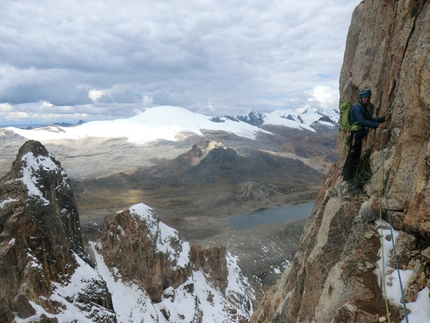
0, 0, 360, 124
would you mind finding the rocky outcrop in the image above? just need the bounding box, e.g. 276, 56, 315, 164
190, 244, 228, 292
251, 1, 430, 322
236, 111, 267, 126
99, 204, 191, 303
0, 140, 115, 322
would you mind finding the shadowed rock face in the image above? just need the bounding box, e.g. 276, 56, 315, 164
184, 147, 323, 184
100, 207, 191, 303
251, 1, 430, 322
0, 140, 115, 322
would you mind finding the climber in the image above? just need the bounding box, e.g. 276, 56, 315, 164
341, 87, 389, 181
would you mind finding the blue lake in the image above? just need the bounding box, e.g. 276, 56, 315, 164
228, 201, 314, 230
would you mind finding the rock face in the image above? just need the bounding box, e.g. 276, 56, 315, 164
0, 140, 115, 322
251, 1, 430, 322
190, 244, 229, 291
100, 205, 190, 303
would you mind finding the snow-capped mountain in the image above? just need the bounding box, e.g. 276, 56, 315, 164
6, 106, 271, 145
5, 105, 338, 146
235, 106, 338, 130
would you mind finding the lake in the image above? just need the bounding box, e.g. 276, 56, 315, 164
228, 201, 314, 230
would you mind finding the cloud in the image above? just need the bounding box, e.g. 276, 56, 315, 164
0, 0, 360, 124
308, 85, 337, 109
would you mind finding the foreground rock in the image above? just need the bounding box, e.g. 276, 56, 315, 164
0, 140, 115, 322
251, 1, 430, 322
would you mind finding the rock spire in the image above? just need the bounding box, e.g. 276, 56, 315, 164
0, 140, 115, 322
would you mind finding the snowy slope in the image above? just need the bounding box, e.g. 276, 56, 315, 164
375, 219, 430, 323
14, 203, 254, 323
6, 106, 272, 145
92, 243, 253, 323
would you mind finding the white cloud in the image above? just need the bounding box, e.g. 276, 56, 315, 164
0, 0, 360, 124
4, 111, 32, 120
0, 103, 13, 112
88, 90, 104, 102
143, 92, 153, 107
40, 101, 54, 109
308, 85, 337, 109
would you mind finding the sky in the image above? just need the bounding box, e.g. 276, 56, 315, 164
0, 0, 360, 125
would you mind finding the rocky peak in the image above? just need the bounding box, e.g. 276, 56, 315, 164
237, 111, 267, 126
2, 140, 87, 261
188, 140, 225, 166
251, 1, 430, 322
187, 147, 323, 184
190, 244, 229, 292
0, 140, 114, 322
99, 203, 191, 303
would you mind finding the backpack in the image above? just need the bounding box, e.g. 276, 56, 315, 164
338, 101, 361, 132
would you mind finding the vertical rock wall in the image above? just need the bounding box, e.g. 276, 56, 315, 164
251, 1, 430, 322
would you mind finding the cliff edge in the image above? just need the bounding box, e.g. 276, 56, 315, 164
251, 1, 430, 322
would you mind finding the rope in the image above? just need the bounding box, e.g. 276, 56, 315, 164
378, 179, 391, 321
379, 123, 409, 322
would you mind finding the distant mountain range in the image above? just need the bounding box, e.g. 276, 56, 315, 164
234, 107, 338, 129
5, 105, 338, 145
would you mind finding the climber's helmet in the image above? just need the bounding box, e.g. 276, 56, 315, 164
359, 87, 372, 99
